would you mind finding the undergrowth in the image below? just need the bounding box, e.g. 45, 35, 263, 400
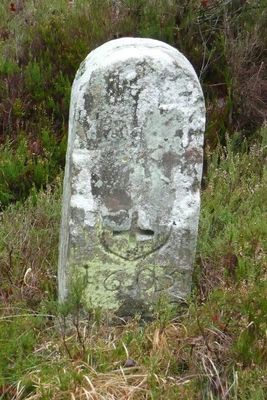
0, 135, 266, 399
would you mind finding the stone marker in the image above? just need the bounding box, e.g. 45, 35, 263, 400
58, 38, 205, 316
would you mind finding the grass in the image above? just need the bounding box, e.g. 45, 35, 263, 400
0, 133, 266, 399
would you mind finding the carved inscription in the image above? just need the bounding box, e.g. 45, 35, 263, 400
80, 265, 189, 294
100, 212, 172, 261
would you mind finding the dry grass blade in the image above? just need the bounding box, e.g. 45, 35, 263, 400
200, 353, 229, 399
12, 381, 25, 400
80, 369, 149, 400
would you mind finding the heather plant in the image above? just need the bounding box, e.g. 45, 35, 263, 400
0, 131, 65, 209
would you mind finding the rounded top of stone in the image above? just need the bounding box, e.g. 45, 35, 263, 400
74, 37, 201, 91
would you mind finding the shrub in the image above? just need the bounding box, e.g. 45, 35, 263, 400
0, 132, 65, 209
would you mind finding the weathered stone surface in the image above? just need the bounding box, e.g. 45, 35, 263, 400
58, 37, 205, 315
